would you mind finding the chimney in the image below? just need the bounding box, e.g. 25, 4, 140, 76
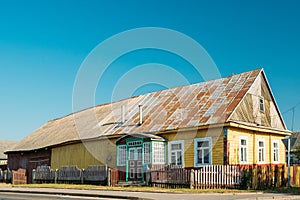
138, 105, 143, 125
121, 105, 125, 124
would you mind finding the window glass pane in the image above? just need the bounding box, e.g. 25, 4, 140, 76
241, 139, 246, 145
259, 98, 264, 111
197, 149, 202, 164
171, 143, 181, 150
144, 143, 151, 164
259, 141, 264, 147
129, 149, 135, 160
241, 148, 244, 161
198, 141, 209, 148
137, 148, 142, 160
204, 148, 209, 163
177, 151, 182, 165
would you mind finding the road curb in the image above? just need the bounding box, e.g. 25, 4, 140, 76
0, 189, 153, 200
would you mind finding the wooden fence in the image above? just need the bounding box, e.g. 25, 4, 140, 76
148, 165, 239, 189
290, 164, 300, 186
0, 169, 12, 183
33, 165, 109, 185
193, 165, 240, 189
12, 168, 27, 185
149, 165, 190, 188
109, 169, 118, 186
148, 164, 296, 189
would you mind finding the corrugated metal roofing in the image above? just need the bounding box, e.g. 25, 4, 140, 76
8, 69, 270, 152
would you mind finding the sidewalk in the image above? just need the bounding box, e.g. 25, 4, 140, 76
0, 185, 299, 200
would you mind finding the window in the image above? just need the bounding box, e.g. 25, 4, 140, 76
117, 145, 126, 166
273, 141, 279, 162
152, 142, 165, 164
143, 142, 151, 164
127, 140, 142, 147
258, 139, 265, 163
240, 137, 248, 163
259, 97, 265, 112
168, 140, 184, 167
194, 137, 212, 166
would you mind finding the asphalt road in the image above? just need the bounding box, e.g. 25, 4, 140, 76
0, 192, 124, 200
0, 186, 300, 200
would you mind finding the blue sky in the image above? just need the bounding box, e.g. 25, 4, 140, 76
1, 0, 300, 140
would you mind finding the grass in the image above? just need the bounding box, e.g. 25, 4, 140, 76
0, 183, 258, 194
2, 183, 299, 194
267, 186, 300, 195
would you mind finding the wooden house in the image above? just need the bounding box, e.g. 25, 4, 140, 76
5, 69, 291, 183
0, 140, 17, 170
290, 132, 300, 164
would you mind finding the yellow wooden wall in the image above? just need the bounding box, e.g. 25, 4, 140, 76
227, 127, 286, 165
51, 126, 287, 170
161, 127, 224, 168
51, 138, 117, 170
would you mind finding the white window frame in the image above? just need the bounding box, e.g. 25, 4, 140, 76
194, 137, 212, 167
152, 142, 165, 164
257, 139, 265, 164
239, 136, 248, 164
259, 97, 265, 112
117, 145, 127, 166
168, 140, 184, 167
272, 140, 280, 163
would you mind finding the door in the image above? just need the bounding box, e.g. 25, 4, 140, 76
128, 147, 143, 182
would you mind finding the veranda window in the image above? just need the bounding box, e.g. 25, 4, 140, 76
168, 140, 184, 167
152, 142, 165, 164
117, 145, 126, 166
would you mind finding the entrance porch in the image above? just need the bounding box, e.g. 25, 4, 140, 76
116, 133, 166, 183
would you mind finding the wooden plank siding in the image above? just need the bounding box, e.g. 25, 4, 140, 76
230, 73, 285, 130
161, 127, 224, 168
227, 127, 286, 165
51, 139, 117, 170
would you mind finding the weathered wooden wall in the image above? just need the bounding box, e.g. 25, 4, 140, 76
7, 149, 51, 184
51, 138, 117, 170
227, 127, 286, 165
230, 73, 285, 130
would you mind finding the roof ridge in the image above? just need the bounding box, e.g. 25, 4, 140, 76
50, 68, 263, 122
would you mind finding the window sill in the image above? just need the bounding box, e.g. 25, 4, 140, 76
194, 163, 211, 167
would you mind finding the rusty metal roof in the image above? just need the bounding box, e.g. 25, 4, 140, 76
8, 69, 265, 152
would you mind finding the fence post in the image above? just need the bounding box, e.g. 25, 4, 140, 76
190, 169, 194, 189
54, 169, 58, 184
107, 168, 111, 186
80, 169, 84, 184
32, 169, 36, 184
